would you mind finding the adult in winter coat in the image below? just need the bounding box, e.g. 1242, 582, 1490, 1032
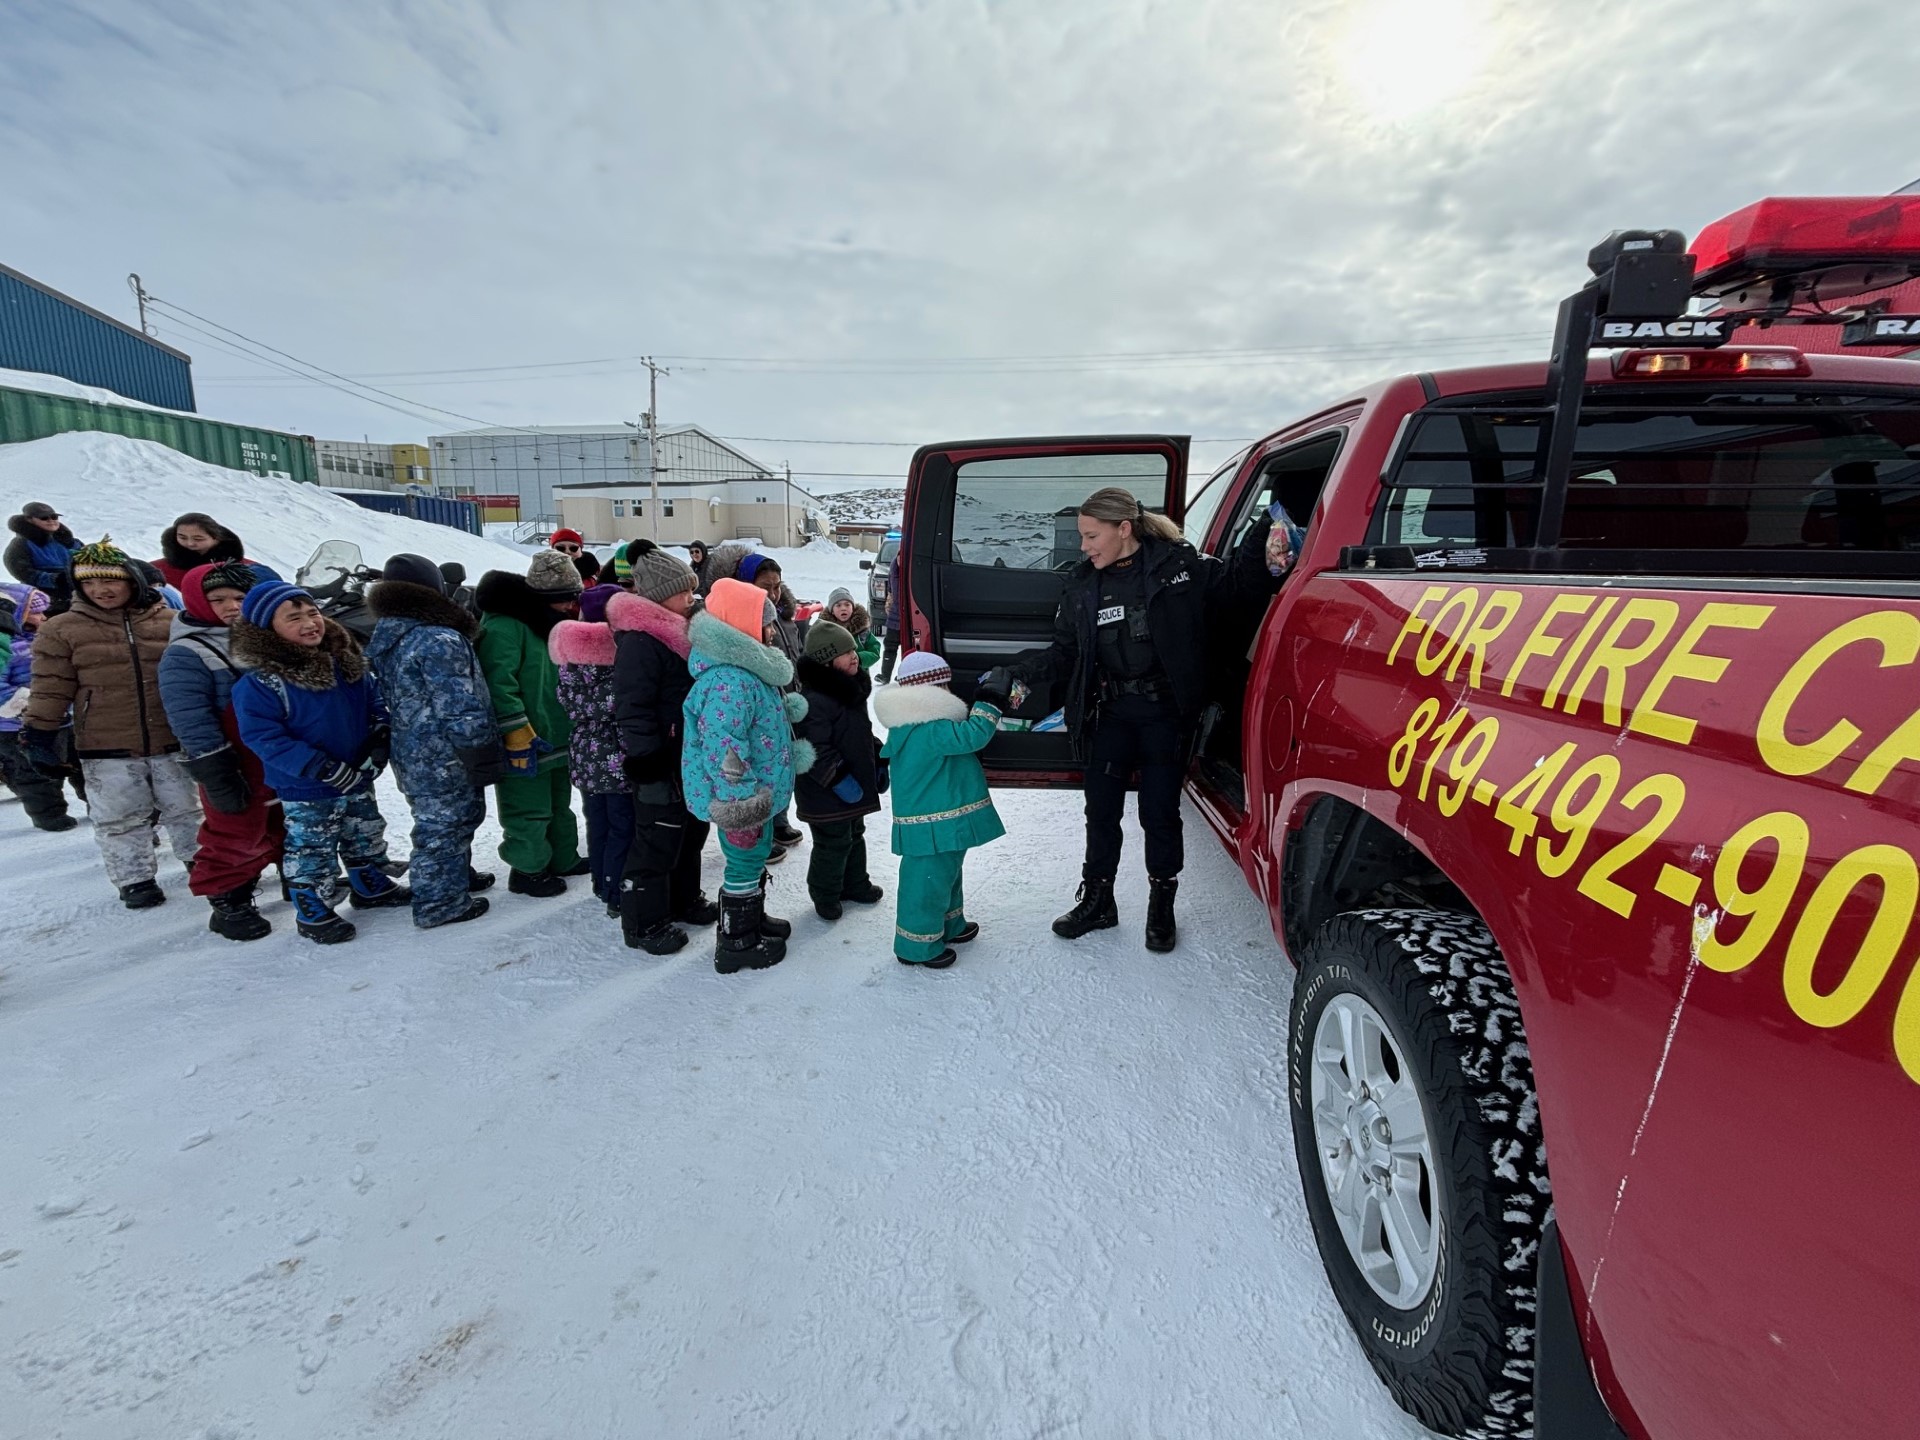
364, 553, 502, 931
157, 561, 286, 940
0, 582, 78, 831
474, 551, 585, 894
1007, 486, 1280, 952
550, 583, 629, 915
874, 651, 1007, 968
682, 578, 813, 972
24, 542, 200, 906
879, 549, 903, 682
793, 621, 885, 920
823, 588, 882, 671
5, 502, 82, 616
152, 513, 255, 591
608, 546, 718, 954
231, 581, 407, 943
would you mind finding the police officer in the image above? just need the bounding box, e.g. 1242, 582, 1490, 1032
998, 486, 1278, 952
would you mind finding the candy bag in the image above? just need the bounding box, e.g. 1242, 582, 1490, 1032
1266, 502, 1307, 576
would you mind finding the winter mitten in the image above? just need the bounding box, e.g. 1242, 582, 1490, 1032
502, 724, 539, 775
0, 686, 27, 720
831, 773, 864, 804
318, 759, 363, 794
875, 757, 890, 795
363, 725, 392, 772
723, 825, 764, 849
183, 747, 251, 815
22, 727, 65, 776
456, 739, 510, 788
976, 667, 1013, 709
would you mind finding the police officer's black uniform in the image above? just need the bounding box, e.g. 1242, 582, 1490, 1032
1007, 512, 1277, 950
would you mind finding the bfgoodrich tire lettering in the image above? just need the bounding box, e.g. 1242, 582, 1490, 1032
1288, 909, 1548, 1439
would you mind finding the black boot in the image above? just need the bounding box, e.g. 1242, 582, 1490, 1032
619, 888, 686, 953
673, 891, 720, 927
423, 895, 490, 929
840, 879, 884, 906
119, 879, 166, 910
208, 884, 272, 942
1052, 878, 1118, 939
638, 921, 690, 955
508, 868, 566, 897
1145, 876, 1178, 953
347, 863, 411, 910
715, 889, 786, 974
757, 870, 792, 939
467, 867, 497, 893
291, 884, 356, 944
773, 819, 804, 848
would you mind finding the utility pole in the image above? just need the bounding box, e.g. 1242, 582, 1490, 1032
127, 274, 153, 335
643, 356, 670, 543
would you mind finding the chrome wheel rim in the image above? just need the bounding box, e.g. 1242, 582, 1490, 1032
1309, 992, 1440, 1309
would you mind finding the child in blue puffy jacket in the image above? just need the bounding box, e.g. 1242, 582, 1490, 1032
231, 580, 407, 944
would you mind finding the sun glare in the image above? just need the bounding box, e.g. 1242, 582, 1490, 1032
1336, 0, 1489, 122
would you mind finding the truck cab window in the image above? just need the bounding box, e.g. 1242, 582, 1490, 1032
948, 453, 1172, 569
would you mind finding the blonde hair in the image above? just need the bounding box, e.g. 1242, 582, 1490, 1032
1078, 487, 1184, 545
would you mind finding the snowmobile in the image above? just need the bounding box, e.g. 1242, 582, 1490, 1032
295, 541, 382, 642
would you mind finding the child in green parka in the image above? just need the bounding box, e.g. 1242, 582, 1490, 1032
872, 651, 1007, 968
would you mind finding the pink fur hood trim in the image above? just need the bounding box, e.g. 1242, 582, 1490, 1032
605, 590, 692, 658
548, 618, 617, 668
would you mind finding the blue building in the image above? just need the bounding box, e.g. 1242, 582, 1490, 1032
0, 262, 196, 412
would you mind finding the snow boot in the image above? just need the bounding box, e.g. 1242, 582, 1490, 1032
673, 891, 720, 927
379, 857, 411, 877
1145, 876, 1179, 953
119, 879, 165, 910
947, 921, 980, 945
814, 896, 843, 922
1052, 878, 1118, 939
423, 895, 490, 929
508, 867, 566, 898
840, 879, 884, 906
34, 814, 78, 832
899, 948, 957, 970
280, 870, 340, 906
467, 867, 497, 893
291, 884, 356, 944
637, 921, 690, 956
757, 871, 792, 939
773, 819, 804, 848
347, 863, 411, 910
557, 857, 592, 878
208, 884, 272, 942
765, 841, 788, 866
715, 889, 786, 974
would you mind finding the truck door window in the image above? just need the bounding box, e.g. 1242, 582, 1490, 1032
1219, 432, 1345, 558
1181, 449, 1249, 553
1373, 395, 1920, 569
949, 453, 1172, 569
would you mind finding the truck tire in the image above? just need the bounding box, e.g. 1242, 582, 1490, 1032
1287, 909, 1548, 1438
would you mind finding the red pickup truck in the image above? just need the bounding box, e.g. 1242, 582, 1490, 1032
897, 196, 1920, 1440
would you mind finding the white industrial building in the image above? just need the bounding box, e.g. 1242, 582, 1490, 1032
428, 422, 824, 545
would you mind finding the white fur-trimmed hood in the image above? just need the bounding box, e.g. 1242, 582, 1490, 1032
873, 682, 969, 728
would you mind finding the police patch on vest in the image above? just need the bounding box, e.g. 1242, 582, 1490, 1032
1096, 604, 1126, 625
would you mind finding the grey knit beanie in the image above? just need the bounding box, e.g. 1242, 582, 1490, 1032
803, 620, 856, 663
826, 586, 853, 610
526, 548, 586, 596
630, 545, 697, 605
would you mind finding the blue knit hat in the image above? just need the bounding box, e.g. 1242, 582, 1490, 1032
241, 579, 314, 630
736, 552, 774, 583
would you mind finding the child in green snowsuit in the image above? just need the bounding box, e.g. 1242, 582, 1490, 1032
872, 650, 1006, 968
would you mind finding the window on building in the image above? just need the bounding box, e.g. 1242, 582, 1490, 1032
663, 499, 674, 517
408, 465, 424, 481
349, 459, 362, 475
613, 501, 626, 517
757, 495, 767, 503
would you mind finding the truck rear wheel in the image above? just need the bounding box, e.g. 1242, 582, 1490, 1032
1287, 909, 1548, 1438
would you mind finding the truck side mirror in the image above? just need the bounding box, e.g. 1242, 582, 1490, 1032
859, 560, 873, 570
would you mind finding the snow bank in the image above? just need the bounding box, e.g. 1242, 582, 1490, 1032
0, 432, 535, 580
0, 365, 181, 415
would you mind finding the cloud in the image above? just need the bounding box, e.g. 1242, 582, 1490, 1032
4, 0, 1917, 486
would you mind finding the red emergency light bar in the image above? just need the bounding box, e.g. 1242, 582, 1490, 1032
1690, 195, 1920, 307
1612, 346, 1811, 378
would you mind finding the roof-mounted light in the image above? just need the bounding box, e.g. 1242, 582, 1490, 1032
1613, 346, 1811, 378
1690, 196, 1920, 307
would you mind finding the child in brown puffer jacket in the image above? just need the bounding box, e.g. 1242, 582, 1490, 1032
24, 541, 201, 908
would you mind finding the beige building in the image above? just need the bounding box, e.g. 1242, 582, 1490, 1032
314, 438, 433, 492
553, 426, 824, 546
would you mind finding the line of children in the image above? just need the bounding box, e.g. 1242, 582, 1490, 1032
475, 551, 586, 896
872, 651, 1006, 968
364, 553, 502, 931
157, 560, 286, 940
682, 578, 812, 972
607, 545, 719, 954
24, 541, 201, 907
231, 581, 408, 943
550, 582, 628, 917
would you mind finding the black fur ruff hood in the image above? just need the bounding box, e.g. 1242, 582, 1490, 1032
476, 569, 568, 640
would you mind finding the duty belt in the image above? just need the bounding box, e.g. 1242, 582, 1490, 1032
1099, 674, 1172, 701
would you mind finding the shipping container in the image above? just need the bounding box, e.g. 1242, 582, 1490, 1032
327, 487, 483, 536
0, 382, 317, 482
0, 263, 196, 411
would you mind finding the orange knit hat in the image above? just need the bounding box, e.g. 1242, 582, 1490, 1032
706, 578, 766, 640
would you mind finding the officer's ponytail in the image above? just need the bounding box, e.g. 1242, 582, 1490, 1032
1078, 487, 1184, 546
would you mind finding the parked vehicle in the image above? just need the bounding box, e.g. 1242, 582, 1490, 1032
861, 529, 901, 609
898, 195, 1920, 1440
296, 540, 381, 641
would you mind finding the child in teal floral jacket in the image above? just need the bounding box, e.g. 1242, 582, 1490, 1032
873, 651, 1006, 969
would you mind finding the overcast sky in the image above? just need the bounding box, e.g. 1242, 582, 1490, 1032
5, 0, 1918, 491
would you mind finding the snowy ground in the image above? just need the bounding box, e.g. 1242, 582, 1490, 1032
0, 466, 1433, 1439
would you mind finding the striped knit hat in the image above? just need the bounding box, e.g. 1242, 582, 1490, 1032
70, 539, 133, 583
894, 651, 952, 687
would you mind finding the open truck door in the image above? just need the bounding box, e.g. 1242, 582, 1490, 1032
899, 435, 1188, 785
